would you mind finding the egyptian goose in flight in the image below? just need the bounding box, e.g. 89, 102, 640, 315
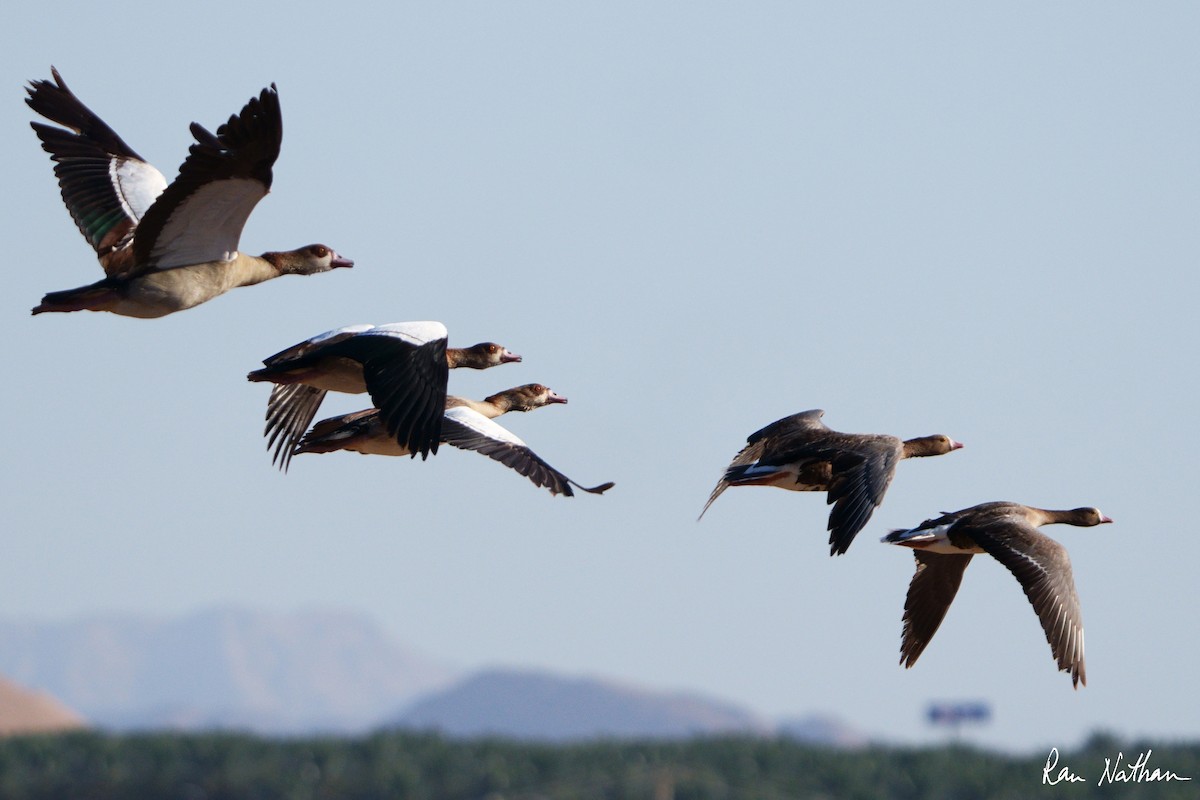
247, 321, 521, 470
883, 502, 1111, 688
26, 67, 351, 317
295, 384, 615, 497
700, 409, 962, 555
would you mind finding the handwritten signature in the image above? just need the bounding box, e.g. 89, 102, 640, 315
1043, 747, 1192, 786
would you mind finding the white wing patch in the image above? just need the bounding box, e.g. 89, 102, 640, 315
148, 178, 266, 268
443, 406, 527, 447
111, 159, 167, 222
308, 324, 376, 345
369, 321, 448, 347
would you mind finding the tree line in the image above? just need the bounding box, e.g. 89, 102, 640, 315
0, 729, 1194, 799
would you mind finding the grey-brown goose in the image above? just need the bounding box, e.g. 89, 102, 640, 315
247, 322, 521, 470
700, 409, 962, 555
882, 501, 1112, 688
27, 68, 351, 317
296, 384, 615, 497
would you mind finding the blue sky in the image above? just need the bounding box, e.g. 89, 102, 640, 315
3, 2, 1197, 751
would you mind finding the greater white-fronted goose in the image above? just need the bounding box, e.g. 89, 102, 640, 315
882, 501, 1112, 688
700, 409, 962, 555
247, 322, 521, 470
27, 68, 351, 317
296, 384, 615, 497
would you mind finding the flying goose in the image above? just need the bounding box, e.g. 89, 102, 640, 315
883, 501, 1112, 688
700, 409, 962, 555
295, 384, 615, 497
27, 68, 351, 317
247, 321, 521, 470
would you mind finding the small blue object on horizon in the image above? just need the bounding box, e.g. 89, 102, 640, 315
927, 702, 992, 726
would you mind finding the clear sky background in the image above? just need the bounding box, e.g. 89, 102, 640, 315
2, 2, 1197, 752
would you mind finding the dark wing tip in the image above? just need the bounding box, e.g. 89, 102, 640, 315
410, 439, 441, 460
189, 121, 221, 149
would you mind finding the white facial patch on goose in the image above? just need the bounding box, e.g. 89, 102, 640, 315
149, 178, 266, 268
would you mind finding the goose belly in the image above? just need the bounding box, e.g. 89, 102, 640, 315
114, 263, 235, 317
345, 436, 411, 457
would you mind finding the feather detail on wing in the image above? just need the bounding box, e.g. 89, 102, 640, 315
969, 521, 1087, 688
136, 85, 282, 270
441, 407, 613, 496
26, 68, 167, 277
824, 444, 899, 555
324, 332, 449, 461
265, 384, 328, 472
899, 551, 973, 668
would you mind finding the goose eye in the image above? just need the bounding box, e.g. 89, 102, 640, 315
487, 344, 499, 354
310, 245, 328, 258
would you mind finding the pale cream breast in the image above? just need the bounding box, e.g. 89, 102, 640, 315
115, 254, 280, 317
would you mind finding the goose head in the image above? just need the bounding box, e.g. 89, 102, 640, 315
267, 244, 354, 275
901, 434, 964, 458
1063, 507, 1114, 526
488, 383, 568, 413
453, 342, 523, 369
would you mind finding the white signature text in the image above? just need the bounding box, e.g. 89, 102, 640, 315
1042, 747, 1192, 786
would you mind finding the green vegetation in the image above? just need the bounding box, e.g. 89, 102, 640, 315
0, 730, 1194, 799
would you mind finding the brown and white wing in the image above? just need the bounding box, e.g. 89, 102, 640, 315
134, 84, 282, 270
440, 407, 614, 497
318, 323, 450, 461
969, 521, 1088, 688
259, 324, 377, 368
257, 323, 448, 465
899, 551, 973, 668
26, 68, 168, 277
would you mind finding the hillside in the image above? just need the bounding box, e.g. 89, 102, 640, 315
0, 609, 869, 744
396, 668, 771, 739
0, 676, 85, 736
0, 608, 457, 733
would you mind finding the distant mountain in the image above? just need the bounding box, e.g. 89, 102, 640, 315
394, 668, 772, 740
0, 609, 870, 744
0, 607, 458, 734
0, 676, 86, 736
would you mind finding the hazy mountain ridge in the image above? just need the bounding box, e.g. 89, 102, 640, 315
0, 607, 458, 733
0, 609, 867, 744
395, 668, 773, 739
